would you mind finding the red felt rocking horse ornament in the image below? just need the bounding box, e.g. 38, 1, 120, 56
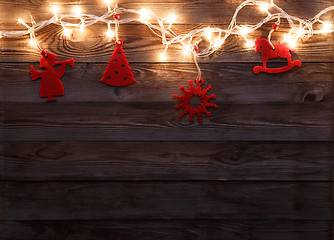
253, 23, 301, 74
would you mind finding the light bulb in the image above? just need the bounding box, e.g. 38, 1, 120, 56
73, 6, 81, 17
296, 28, 305, 36
167, 14, 177, 23
106, 30, 114, 38
239, 26, 251, 35
18, 18, 30, 29
321, 22, 332, 33
183, 46, 191, 55
245, 40, 254, 48
160, 52, 166, 60
51, 6, 59, 15
214, 38, 224, 48
284, 35, 297, 48
204, 28, 212, 41
63, 28, 71, 37
259, 3, 270, 12
30, 38, 35, 47
139, 9, 151, 20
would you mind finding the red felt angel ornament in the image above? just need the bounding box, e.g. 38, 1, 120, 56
30, 50, 74, 102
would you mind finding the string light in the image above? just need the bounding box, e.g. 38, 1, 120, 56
204, 28, 213, 44
139, 9, 152, 20
259, 2, 270, 13
245, 40, 255, 48
106, 23, 114, 38
72, 6, 85, 32
63, 28, 71, 37
166, 14, 177, 29
51, 6, 59, 20
320, 21, 332, 33
105, 0, 113, 12
18, 18, 30, 29
0, 0, 332, 59
239, 26, 251, 36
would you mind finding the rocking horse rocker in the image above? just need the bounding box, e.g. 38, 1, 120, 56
253, 37, 301, 74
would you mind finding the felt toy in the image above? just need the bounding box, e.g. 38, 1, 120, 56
100, 39, 136, 86
253, 38, 301, 74
30, 50, 74, 102
173, 78, 217, 123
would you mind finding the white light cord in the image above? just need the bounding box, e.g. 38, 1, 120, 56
1, 0, 333, 58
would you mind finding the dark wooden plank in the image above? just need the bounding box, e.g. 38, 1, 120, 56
1, 220, 332, 240
0, 181, 332, 220
1, 142, 334, 181
1, 103, 333, 141
0, 63, 333, 103
1, 24, 333, 63
0, 0, 332, 25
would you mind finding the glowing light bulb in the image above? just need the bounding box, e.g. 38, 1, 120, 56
245, 40, 254, 48
239, 26, 251, 35
63, 28, 71, 37
105, 0, 113, 5
204, 28, 213, 42
321, 22, 332, 33
183, 46, 191, 55
139, 9, 151, 20
30, 38, 35, 47
284, 35, 297, 48
105, 0, 112, 12
80, 24, 85, 32
296, 28, 305, 36
73, 6, 81, 17
18, 18, 30, 29
160, 52, 166, 60
51, 6, 59, 15
167, 14, 177, 23
106, 30, 114, 38
259, 3, 270, 12
214, 38, 224, 48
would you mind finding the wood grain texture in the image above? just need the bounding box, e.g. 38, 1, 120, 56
0, 63, 333, 103
1, 103, 333, 141
0, 181, 332, 220
1, 220, 332, 240
0, 0, 334, 238
1, 142, 334, 181
1, 0, 332, 24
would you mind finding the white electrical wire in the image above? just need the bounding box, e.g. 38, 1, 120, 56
0, 0, 333, 58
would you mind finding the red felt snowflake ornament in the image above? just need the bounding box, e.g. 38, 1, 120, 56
173, 78, 217, 123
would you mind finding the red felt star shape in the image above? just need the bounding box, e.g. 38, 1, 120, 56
173, 79, 218, 123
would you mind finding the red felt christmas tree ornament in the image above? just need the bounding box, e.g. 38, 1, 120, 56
253, 23, 301, 74
100, 12, 136, 87
30, 50, 74, 102
100, 39, 136, 86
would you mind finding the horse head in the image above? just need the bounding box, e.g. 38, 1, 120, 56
254, 37, 261, 52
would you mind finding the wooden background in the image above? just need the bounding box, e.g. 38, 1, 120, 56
1, 0, 334, 239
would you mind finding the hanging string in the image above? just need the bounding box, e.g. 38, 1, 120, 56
114, 4, 120, 41
267, 16, 280, 50
193, 40, 202, 81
